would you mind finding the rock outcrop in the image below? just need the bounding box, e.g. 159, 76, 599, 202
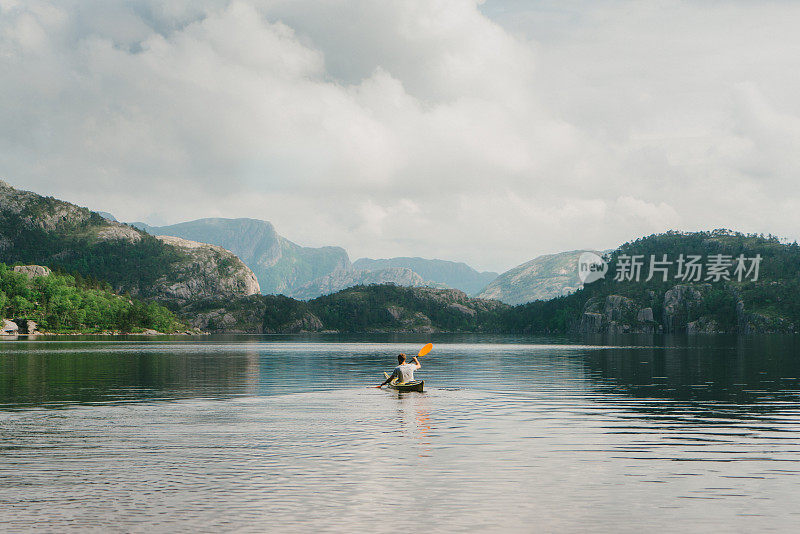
8, 319, 41, 335
13, 265, 52, 279
736, 298, 795, 334
152, 235, 260, 305
578, 312, 604, 334
686, 317, 721, 335
279, 312, 324, 333
23, 320, 40, 335
0, 179, 92, 231
578, 294, 660, 334
181, 294, 323, 334
663, 285, 704, 333
572, 282, 797, 335
1, 319, 19, 335
96, 225, 142, 243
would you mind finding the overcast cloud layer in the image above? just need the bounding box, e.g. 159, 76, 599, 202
2, 0, 800, 271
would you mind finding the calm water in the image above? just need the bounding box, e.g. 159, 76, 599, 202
2, 334, 800, 532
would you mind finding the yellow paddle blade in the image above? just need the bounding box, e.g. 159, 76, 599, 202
417, 343, 433, 358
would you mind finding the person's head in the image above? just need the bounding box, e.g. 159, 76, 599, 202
397, 353, 406, 364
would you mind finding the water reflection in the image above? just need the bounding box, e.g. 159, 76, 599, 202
0, 343, 261, 407
583, 335, 800, 404
3, 336, 800, 532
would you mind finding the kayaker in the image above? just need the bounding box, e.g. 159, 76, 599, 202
377, 353, 421, 388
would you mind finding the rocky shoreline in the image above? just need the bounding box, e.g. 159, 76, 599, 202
576, 284, 796, 335
1, 316, 205, 337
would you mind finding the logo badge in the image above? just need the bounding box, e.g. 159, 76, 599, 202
577, 251, 607, 284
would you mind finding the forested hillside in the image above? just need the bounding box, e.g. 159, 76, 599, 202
0, 181, 260, 306
181, 284, 508, 334
0, 264, 183, 333
505, 230, 800, 334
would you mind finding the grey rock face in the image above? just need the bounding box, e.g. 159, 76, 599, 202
578, 295, 660, 334
96, 225, 142, 243
378, 304, 437, 333
153, 235, 260, 304
281, 312, 324, 333
12, 319, 40, 334
0, 180, 92, 231
603, 295, 637, 323
686, 317, 721, 335
636, 308, 654, 323
579, 312, 604, 334
663, 285, 704, 333
13, 265, 52, 279
2, 319, 19, 335
448, 302, 477, 316
386, 305, 403, 321
736, 296, 795, 334
575, 283, 796, 335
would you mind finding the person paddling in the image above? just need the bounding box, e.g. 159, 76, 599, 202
376, 353, 421, 388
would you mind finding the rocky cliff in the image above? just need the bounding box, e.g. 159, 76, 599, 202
138, 218, 350, 295
152, 235, 260, 305
576, 283, 796, 335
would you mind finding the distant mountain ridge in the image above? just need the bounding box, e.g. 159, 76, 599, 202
353, 257, 497, 296
478, 250, 600, 305
133, 218, 497, 299
3, 181, 796, 335
290, 266, 447, 300
55, 209, 595, 305
135, 218, 350, 295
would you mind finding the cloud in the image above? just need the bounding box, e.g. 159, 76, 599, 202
1, 0, 799, 271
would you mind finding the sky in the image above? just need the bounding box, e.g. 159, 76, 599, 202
2, 0, 800, 272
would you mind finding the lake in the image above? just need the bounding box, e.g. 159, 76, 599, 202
2, 334, 800, 532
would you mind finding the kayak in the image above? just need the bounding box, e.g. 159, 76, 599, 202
383, 372, 424, 392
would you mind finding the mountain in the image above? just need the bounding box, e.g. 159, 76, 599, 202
290, 267, 446, 300
137, 218, 350, 295
478, 250, 597, 305
151, 235, 260, 305
506, 230, 800, 335
353, 257, 497, 295
0, 181, 259, 307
